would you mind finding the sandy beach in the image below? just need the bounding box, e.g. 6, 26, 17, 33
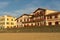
0, 33, 60, 40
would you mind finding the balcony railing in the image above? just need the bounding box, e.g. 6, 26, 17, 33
22, 18, 45, 23
46, 18, 60, 21
23, 23, 45, 27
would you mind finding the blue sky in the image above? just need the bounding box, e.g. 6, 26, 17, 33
0, 0, 60, 17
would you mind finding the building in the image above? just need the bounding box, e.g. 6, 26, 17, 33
46, 12, 60, 26
0, 15, 16, 28
16, 14, 32, 27
16, 8, 60, 27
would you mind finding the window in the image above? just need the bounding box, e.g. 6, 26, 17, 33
37, 23, 39, 26
24, 19, 27, 22
55, 22, 59, 25
7, 22, 9, 24
17, 20, 18, 22
11, 19, 13, 21
49, 16, 52, 19
55, 15, 58, 18
44, 22, 46, 25
37, 12, 40, 15
11, 26, 13, 28
17, 25, 18, 27
31, 23, 33, 26
27, 19, 29, 21
40, 11, 44, 15
24, 19, 26, 22
11, 23, 14, 25
47, 16, 49, 19
7, 26, 9, 28
7, 18, 9, 20
20, 19, 22, 22
48, 22, 52, 25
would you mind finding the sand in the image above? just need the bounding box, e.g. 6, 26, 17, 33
0, 33, 60, 40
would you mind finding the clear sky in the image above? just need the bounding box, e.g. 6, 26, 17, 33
0, 0, 60, 17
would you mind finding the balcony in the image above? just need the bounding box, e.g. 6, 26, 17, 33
22, 18, 45, 23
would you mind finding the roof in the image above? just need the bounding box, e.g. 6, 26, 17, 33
46, 12, 60, 16
16, 8, 60, 20
33, 8, 46, 13
0, 15, 16, 18
16, 14, 32, 20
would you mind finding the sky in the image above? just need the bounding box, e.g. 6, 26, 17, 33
0, 0, 60, 17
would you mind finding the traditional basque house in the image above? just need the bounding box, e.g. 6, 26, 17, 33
16, 8, 59, 27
